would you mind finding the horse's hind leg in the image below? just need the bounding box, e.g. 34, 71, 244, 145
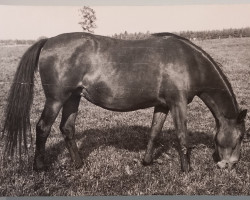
59, 94, 82, 168
171, 99, 190, 172
34, 99, 63, 171
143, 106, 169, 165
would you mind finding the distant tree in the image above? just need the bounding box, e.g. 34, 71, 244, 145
124, 31, 128, 39
78, 6, 97, 33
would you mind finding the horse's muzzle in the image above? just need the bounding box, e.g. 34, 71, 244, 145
217, 160, 237, 169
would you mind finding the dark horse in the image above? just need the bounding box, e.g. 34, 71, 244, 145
3, 32, 247, 172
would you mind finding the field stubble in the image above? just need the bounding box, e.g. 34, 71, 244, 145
0, 38, 250, 196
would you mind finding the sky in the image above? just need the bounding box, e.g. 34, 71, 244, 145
1, 3, 250, 39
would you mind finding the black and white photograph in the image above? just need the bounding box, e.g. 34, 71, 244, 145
0, 0, 250, 197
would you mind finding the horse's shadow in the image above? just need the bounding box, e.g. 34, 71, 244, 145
45, 125, 214, 166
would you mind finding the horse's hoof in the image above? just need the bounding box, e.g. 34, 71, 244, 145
74, 161, 83, 169
142, 159, 153, 166
33, 161, 49, 172
33, 164, 49, 172
181, 164, 191, 173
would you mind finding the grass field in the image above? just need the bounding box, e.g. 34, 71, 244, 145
0, 37, 250, 196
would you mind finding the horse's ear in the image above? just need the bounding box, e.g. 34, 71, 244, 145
237, 109, 247, 123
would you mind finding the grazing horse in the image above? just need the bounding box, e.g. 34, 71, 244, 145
3, 32, 247, 172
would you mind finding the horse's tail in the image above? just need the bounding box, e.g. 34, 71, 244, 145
2, 38, 48, 158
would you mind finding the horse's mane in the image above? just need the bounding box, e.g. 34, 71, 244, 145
152, 32, 239, 113
152, 32, 190, 42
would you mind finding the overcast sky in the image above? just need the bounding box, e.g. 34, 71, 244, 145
0, 4, 250, 39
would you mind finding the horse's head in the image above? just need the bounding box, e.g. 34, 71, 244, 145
214, 109, 247, 169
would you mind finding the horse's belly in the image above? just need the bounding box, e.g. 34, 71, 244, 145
81, 82, 159, 112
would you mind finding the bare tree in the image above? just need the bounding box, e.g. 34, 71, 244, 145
78, 6, 97, 33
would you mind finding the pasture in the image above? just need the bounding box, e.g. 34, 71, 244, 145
0, 37, 250, 196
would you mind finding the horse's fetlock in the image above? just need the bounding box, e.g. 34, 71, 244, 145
60, 124, 74, 135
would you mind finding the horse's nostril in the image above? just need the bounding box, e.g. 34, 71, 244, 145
225, 162, 228, 168
217, 160, 228, 169
228, 162, 236, 170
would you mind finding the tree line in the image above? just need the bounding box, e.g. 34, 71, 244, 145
112, 27, 250, 40
178, 27, 250, 40
0, 39, 35, 45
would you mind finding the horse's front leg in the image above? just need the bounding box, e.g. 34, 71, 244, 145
171, 99, 190, 172
142, 106, 169, 165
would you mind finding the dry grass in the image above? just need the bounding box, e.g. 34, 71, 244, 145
0, 38, 250, 196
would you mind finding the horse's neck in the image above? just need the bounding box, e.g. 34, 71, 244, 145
199, 89, 239, 126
